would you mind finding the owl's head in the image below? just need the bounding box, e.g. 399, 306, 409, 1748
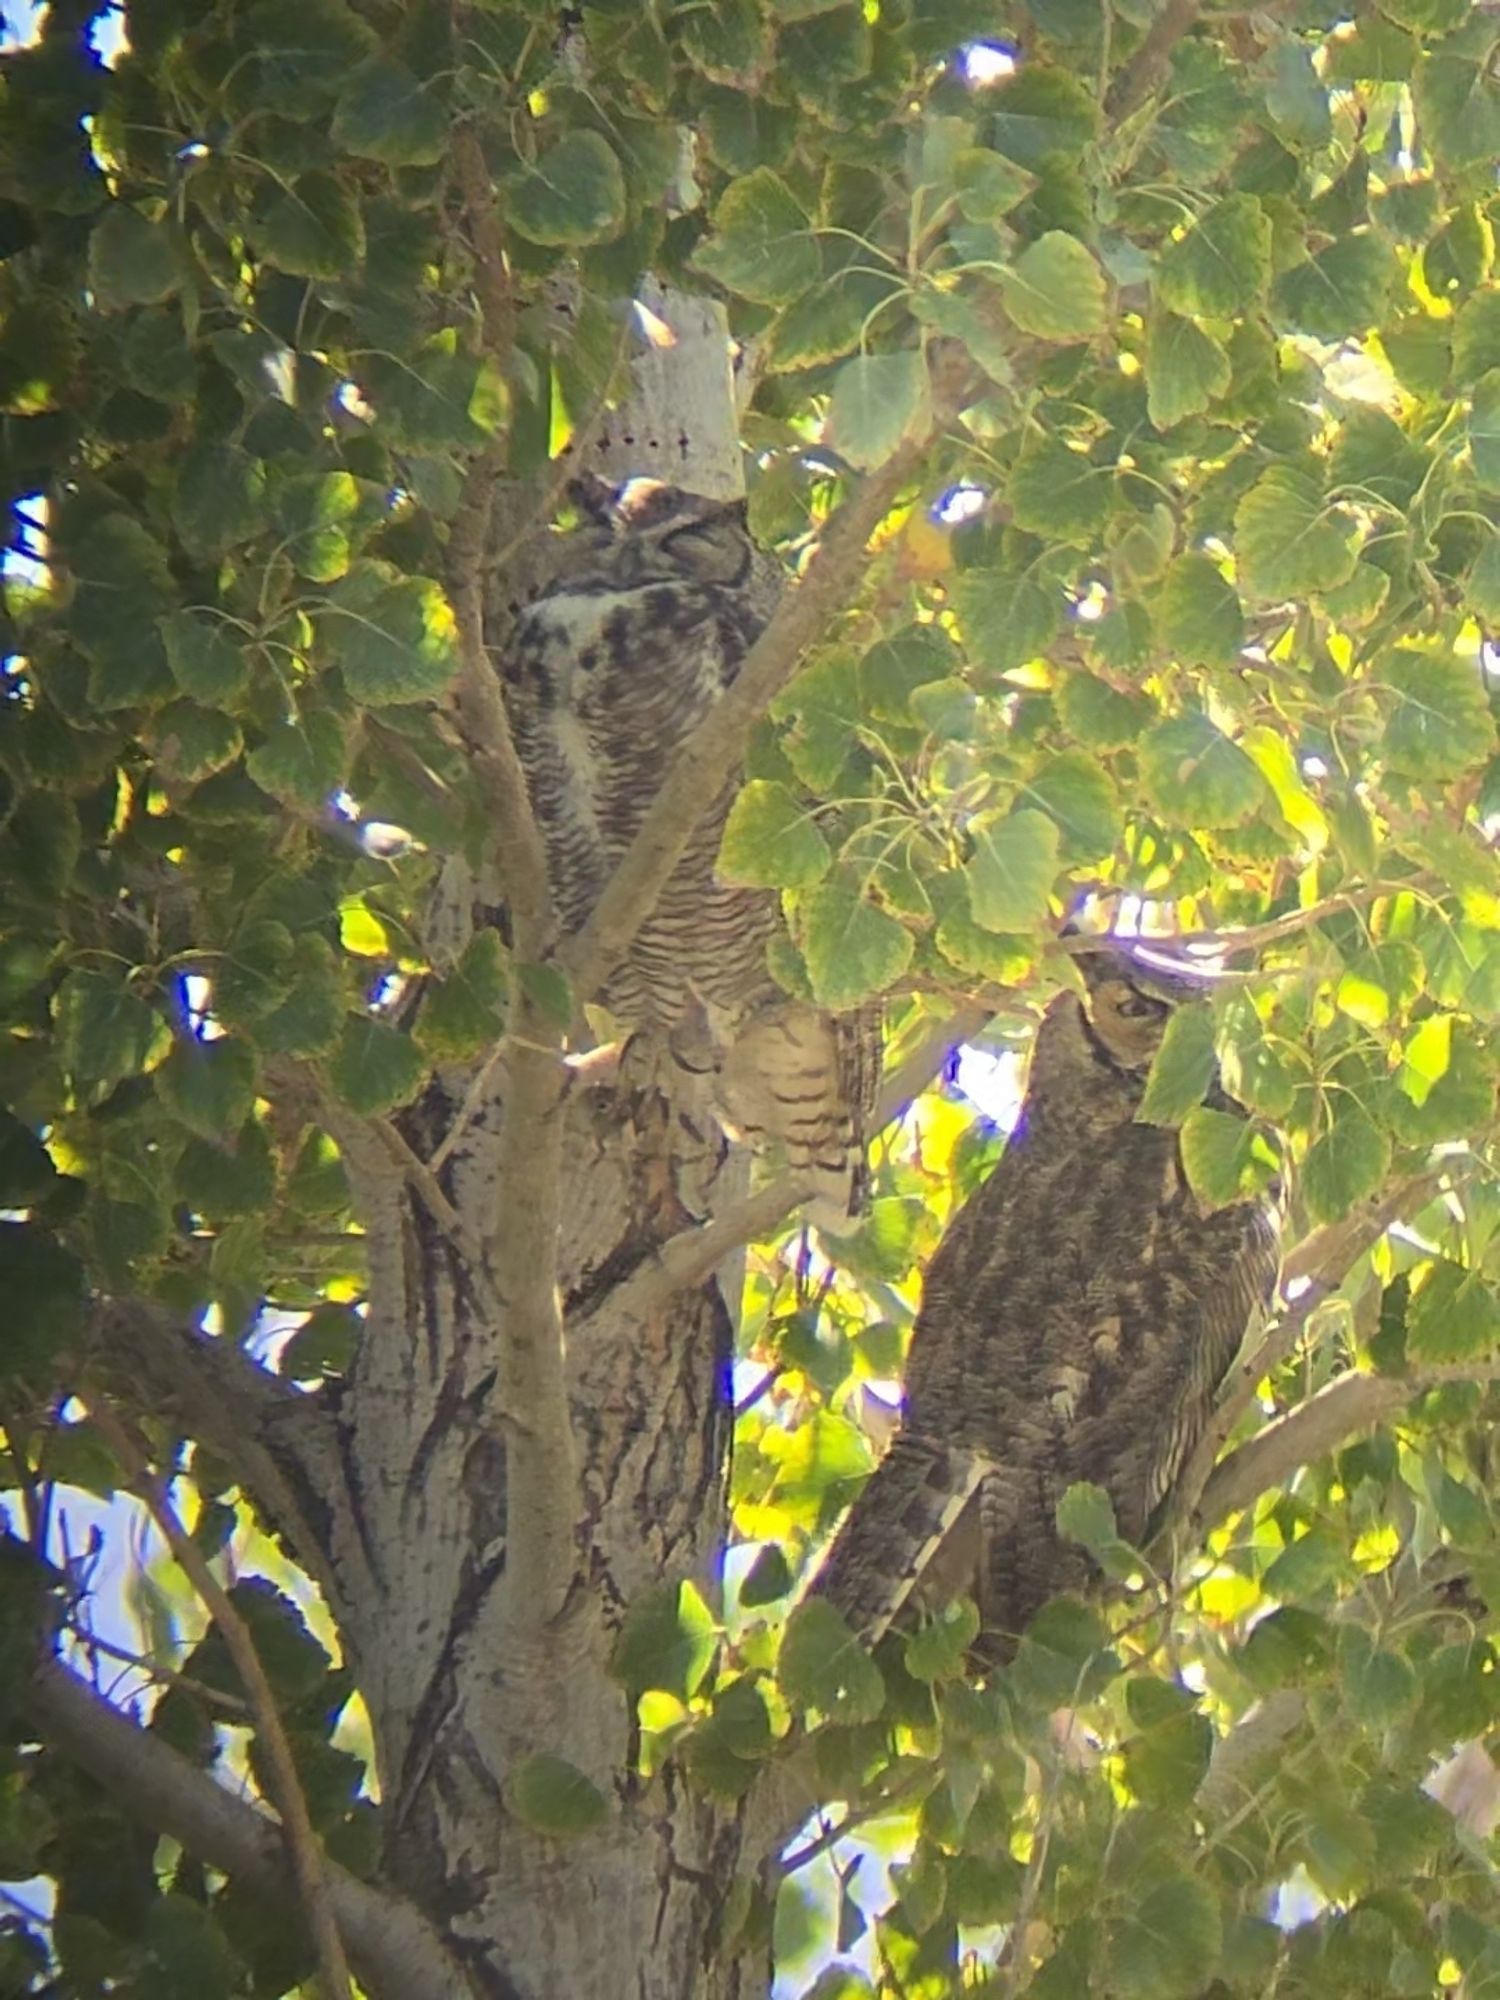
1074, 945, 1202, 1071
555, 476, 758, 591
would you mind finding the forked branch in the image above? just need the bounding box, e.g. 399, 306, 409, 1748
23, 1658, 467, 2000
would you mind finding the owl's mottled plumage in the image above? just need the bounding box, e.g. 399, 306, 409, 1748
814, 947, 1281, 1660
503, 478, 878, 1228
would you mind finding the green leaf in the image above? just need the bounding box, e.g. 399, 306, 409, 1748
1380, 648, 1497, 779
1122, 1682, 1213, 1808
1136, 1001, 1216, 1126
156, 1036, 259, 1140
274, 472, 362, 584
53, 972, 165, 1086
1155, 195, 1271, 318
0, 1224, 87, 1380
88, 205, 181, 311
826, 352, 929, 471
414, 931, 508, 1062
718, 780, 831, 889
254, 171, 365, 279
1302, 1104, 1390, 1226
1470, 369, 1500, 493
738, 1544, 793, 1608
151, 702, 244, 786
1138, 713, 1267, 829
904, 1598, 979, 1681
988, 65, 1099, 169
859, 624, 956, 723
946, 1852, 1022, 1926
0, 1113, 56, 1205
1146, 312, 1230, 429
996, 232, 1107, 341
778, 1600, 885, 1724
609, 1580, 717, 1698
1111, 1876, 1222, 1998
172, 446, 267, 557
504, 131, 626, 247
1054, 672, 1152, 749
1407, 1259, 1500, 1364
280, 1302, 362, 1381
1007, 436, 1110, 543
323, 570, 459, 704
326, 1018, 424, 1116
1010, 1596, 1119, 1707
253, 938, 345, 1059
505, 1753, 608, 1839
363, 338, 507, 451
1055, 1481, 1117, 1555
1413, 15, 1500, 171
964, 809, 1060, 933
951, 567, 1059, 677
246, 714, 348, 810
1158, 553, 1245, 670
332, 57, 446, 166
160, 612, 250, 706
1020, 752, 1120, 862
1235, 466, 1359, 602
799, 878, 913, 1009
1264, 38, 1331, 148
1335, 941, 1424, 1029
1179, 1105, 1272, 1210
691, 169, 817, 304
1272, 233, 1396, 339
1340, 1628, 1418, 1730
952, 147, 1031, 222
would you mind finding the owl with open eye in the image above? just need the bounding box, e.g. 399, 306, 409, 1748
812, 944, 1282, 1661
502, 477, 880, 1230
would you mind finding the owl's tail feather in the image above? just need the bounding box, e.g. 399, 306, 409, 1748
809, 1432, 990, 1649
712, 1002, 872, 1237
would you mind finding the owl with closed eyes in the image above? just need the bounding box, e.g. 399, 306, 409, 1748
501, 477, 880, 1230
813, 944, 1282, 1662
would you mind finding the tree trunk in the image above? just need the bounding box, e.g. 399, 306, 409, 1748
295, 1044, 757, 1998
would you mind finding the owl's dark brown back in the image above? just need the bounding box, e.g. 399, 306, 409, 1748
813, 947, 1282, 1657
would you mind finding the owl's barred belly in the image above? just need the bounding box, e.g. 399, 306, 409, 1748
501, 479, 880, 1230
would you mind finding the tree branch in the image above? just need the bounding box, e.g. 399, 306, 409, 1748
1198, 1362, 1500, 1528
93, 1299, 352, 1616
490, 1025, 576, 1635
559, 342, 978, 1012
590, 1002, 991, 1324
1106, 0, 1201, 118
82, 1399, 355, 2000
22, 1658, 469, 2000
1175, 1166, 1450, 1520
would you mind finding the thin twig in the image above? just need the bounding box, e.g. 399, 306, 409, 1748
452, 121, 514, 358
560, 342, 978, 1012
80, 1399, 354, 2000
1054, 879, 1440, 966
68, 1619, 253, 1718
591, 1002, 992, 1324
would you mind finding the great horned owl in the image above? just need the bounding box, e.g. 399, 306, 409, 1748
502, 477, 878, 1229
813, 944, 1281, 1661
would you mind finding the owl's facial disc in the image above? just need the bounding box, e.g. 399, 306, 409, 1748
1084, 977, 1172, 1069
